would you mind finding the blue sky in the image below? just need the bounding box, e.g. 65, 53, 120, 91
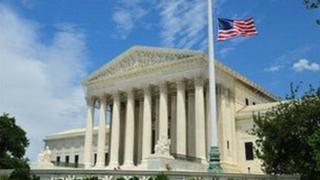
0, 0, 319, 160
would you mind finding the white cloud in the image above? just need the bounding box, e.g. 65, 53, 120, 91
264, 45, 313, 72
292, 59, 320, 72
158, 0, 207, 50
112, 0, 148, 39
0, 5, 87, 160
111, 0, 208, 49
264, 65, 281, 72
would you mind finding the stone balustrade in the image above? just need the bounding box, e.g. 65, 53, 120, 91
31, 169, 300, 180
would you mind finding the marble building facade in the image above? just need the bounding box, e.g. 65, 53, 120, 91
43, 46, 278, 173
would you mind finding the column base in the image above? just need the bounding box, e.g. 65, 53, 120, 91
94, 163, 105, 169
84, 164, 92, 169
121, 161, 135, 170
208, 146, 223, 173
108, 161, 120, 169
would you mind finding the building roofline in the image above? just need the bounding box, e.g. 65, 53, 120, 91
82, 45, 279, 101
44, 126, 109, 140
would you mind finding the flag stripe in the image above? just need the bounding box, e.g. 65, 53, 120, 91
218, 17, 258, 41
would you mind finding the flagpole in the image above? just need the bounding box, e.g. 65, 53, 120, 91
207, 0, 222, 173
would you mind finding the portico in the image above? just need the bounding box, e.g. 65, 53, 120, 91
83, 78, 209, 170
80, 46, 218, 170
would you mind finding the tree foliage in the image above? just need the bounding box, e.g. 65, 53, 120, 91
0, 113, 29, 167
0, 113, 38, 180
251, 84, 320, 179
308, 129, 320, 171
155, 173, 169, 180
303, 0, 320, 24
304, 0, 320, 9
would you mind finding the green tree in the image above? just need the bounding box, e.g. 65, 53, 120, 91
251, 84, 320, 179
303, 0, 320, 24
155, 173, 169, 180
308, 129, 320, 171
0, 113, 37, 180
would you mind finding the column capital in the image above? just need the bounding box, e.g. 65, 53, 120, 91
142, 85, 151, 92
176, 80, 186, 88
194, 77, 205, 86
112, 92, 120, 99
141, 86, 151, 97
159, 82, 168, 92
85, 96, 95, 106
99, 95, 107, 102
126, 89, 135, 98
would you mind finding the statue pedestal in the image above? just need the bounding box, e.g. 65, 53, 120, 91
141, 156, 207, 172
137, 137, 207, 171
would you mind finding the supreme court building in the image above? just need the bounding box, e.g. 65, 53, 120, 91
42, 46, 278, 174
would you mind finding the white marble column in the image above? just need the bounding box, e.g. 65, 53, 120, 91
84, 97, 95, 169
137, 98, 144, 164
141, 87, 152, 162
170, 95, 177, 154
155, 97, 159, 141
123, 90, 135, 167
194, 78, 207, 161
159, 83, 168, 140
154, 83, 172, 157
109, 93, 120, 167
176, 80, 187, 156
96, 96, 106, 168
187, 91, 195, 157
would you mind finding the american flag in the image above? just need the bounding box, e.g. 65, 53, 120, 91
217, 17, 258, 41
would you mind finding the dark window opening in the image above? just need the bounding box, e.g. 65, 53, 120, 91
74, 155, 79, 167
245, 142, 254, 160
245, 98, 249, 106
56, 156, 60, 165
252, 102, 256, 105
227, 141, 230, 150
65, 155, 69, 165
152, 129, 155, 154
94, 153, 97, 165
105, 153, 109, 166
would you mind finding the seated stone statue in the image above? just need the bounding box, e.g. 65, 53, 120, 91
154, 136, 171, 157
36, 146, 54, 168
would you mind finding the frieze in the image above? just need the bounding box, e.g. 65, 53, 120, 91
86, 55, 206, 87
84, 47, 203, 83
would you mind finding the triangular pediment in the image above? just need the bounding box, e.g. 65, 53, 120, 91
82, 46, 278, 101
83, 46, 204, 84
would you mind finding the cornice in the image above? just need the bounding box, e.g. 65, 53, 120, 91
200, 56, 279, 101
44, 126, 108, 141
86, 55, 206, 87
83, 46, 278, 101
82, 46, 203, 84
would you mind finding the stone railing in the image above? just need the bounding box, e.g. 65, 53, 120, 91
51, 161, 85, 169
31, 169, 300, 180
171, 153, 202, 163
